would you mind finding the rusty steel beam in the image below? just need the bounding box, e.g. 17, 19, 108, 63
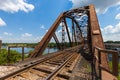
61, 20, 65, 49
63, 18, 72, 47
22, 47, 24, 61
65, 15, 83, 39
89, 4, 110, 75
53, 33, 61, 50
30, 13, 65, 57
72, 19, 77, 46
94, 46, 119, 77
0, 40, 2, 52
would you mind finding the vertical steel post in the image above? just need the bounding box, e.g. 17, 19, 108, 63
0, 40, 2, 52
22, 47, 24, 61
53, 33, 61, 50
62, 20, 65, 49
112, 52, 118, 76
7, 47, 10, 63
48, 44, 50, 54
98, 50, 101, 79
72, 20, 74, 46
72, 20, 77, 46
63, 18, 72, 47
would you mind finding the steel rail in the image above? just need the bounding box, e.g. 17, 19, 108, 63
45, 53, 77, 80
0, 52, 63, 80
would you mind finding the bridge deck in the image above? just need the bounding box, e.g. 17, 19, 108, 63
0, 46, 92, 80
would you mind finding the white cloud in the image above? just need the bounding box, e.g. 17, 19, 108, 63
0, 0, 34, 13
46, 29, 48, 32
102, 23, 120, 34
2, 36, 42, 43
3, 32, 12, 36
103, 22, 120, 34
102, 33, 120, 41
40, 25, 45, 29
22, 33, 32, 37
0, 18, 6, 26
69, 0, 88, 8
59, 22, 64, 27
115, 13, 120, 20
69, 0, 120, 14
101, 22, 120, 41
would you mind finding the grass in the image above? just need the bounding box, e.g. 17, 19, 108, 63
109, 61, 120, 80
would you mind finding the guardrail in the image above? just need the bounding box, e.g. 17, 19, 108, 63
93, 46, 119, 79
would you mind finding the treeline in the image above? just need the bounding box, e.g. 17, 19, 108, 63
2, 42, 74, 48
2, 43, 38, 48
104, 41, 120, 43
47, 42, 72, 48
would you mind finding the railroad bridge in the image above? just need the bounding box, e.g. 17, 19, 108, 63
0, 5, 119, 80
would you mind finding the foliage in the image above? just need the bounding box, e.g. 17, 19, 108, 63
109, 62, 120, 79
2, 42, 82, 50
118, 76, 120, 80
0, 49, 26, 65
0, 49, 8, 65
47, 42, 78, 48
119, 63, 120, 80
2, 43, 38, 48
104, 41, 120, 43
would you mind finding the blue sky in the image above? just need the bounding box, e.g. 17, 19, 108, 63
0, 0, 120, 43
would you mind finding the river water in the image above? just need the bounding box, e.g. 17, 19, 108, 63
2, 46, 58, 54
107, 48, 120, 63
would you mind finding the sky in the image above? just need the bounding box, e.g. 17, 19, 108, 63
0, 0, 120, 43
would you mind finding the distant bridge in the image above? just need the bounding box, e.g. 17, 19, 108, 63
105, 43, 120, 49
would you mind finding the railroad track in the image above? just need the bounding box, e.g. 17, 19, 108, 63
0, 46, 81, 80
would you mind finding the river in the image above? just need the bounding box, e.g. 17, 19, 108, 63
2, 46, 58, 54
107, 48, 120, 63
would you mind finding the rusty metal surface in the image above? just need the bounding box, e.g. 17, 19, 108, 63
93, 46, 119, 79
88, 4, 109, 72
53, 33, 61, 50
89, 4, 109, 69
